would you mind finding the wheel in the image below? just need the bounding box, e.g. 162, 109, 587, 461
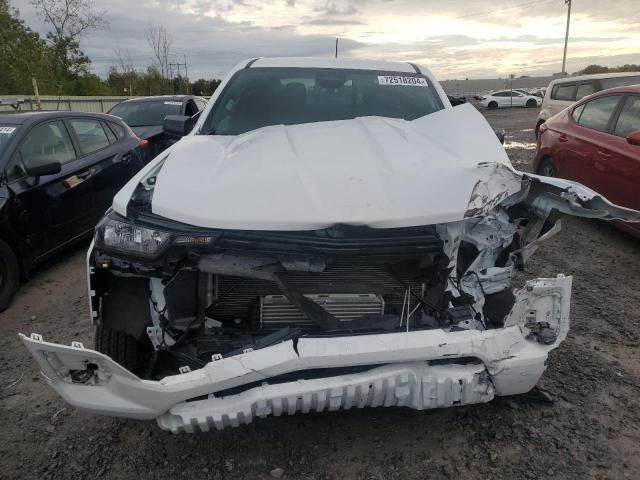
95, 324, 153, 373
488, 101, 498, 109
0, 239, 19, 312
535, 120, 545, 139
526, 99, 537, 108
537, 158, 557, 177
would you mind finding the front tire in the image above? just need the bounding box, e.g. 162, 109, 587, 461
526, 99, 537, 108
488, 101, 498, 109
0, 239, 19, 312
95, 324, 153, 373
537, 158, 557, 177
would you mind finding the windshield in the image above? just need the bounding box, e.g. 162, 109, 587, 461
109, 100, 183, 127
0, 125, 19, 154
203, 67, 445, 135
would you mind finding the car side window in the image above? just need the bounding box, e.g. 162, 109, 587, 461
6, 120, 76, 180
102, 121, 117, 143
614, 95, 640, 137
109, 122, 125, 139
577, 95, 622, 132
185, 101, 198, 117
493, 92, 508, 97
575, 82, 595, 100
69, 119, 110, 155
572, 104, 585, 122
552, 84, 576, 101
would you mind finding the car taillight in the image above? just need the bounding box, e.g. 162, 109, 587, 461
539, 123, 548, 135
138, 139, 150, 150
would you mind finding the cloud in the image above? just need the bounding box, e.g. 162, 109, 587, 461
8, 0, 640, 80
307, 18, 365, 26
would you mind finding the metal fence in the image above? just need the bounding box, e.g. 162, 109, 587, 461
0, 95, 132, 113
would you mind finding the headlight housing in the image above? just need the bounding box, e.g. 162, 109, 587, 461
95, 214, 172, 258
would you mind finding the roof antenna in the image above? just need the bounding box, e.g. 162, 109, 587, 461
335, 37, 339, 58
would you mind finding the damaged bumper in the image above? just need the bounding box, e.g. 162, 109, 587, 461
20, 275, 570, 432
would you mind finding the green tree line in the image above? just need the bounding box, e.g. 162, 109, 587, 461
0, 0, 220, 96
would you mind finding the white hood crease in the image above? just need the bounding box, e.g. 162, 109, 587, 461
148, 103, 518, 230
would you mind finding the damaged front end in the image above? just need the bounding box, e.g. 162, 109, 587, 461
19, 102, 640, 432
20, 166, 639, 432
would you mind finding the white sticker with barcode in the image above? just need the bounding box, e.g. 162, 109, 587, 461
164, 101, 182, 106
377, 76, 429, 87
0, 127, 16, 134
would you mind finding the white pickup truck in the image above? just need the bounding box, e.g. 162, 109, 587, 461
21, 57, 640, 432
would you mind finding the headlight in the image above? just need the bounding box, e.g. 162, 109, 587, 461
96, 215, 172, 258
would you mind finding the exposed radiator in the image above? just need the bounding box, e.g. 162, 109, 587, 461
260, 293, 385, 329
211, 260, 425, 326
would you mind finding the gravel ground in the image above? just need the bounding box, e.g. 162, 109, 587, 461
1, 106, 639, 480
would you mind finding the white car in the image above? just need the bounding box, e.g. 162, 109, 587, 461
21, 57, 640, 432
481, 89, 542, 109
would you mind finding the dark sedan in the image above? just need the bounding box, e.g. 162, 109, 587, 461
108, 95, 207, 159
0, 111, 149, 309
534, 85, 640, 237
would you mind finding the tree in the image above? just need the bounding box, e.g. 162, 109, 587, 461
579, 64, 640, 75
31, 0, 106, 76
0, 0, 54, 94
191, 78, 221, 96
580, 64, 609, 75
146, 24, 172, 81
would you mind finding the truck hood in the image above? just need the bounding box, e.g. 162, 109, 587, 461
142, 104, 516, 230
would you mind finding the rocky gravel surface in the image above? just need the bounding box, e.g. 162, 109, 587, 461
1, 106, 639, 480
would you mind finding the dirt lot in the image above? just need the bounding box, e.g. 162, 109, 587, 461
1, 106, 639, 480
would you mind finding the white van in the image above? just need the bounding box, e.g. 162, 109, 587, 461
536, 72, 640, 136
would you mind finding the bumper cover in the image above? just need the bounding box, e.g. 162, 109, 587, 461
20, 275, 571, 432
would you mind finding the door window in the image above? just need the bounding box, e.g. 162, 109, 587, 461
7, 121, 76, 180
575, 82, 595, 100
492, 92, 509, 97
108, 122, 125, 139
185, 101, 198, 117
614, 96, 640, 137
552, 84, 576, 101
577, 95, 622, 132
600, 76, 640, 89
572, 104, 585, 122
102, 121, 118, 143
69, 119, 110, 154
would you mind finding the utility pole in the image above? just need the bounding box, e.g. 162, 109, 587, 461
31, 77, 41, 111
184, 54, 189, 93
561, 0, 572, 75
510, 74, 514, 108
335, 38, 339, 58
169, 57, 189, 94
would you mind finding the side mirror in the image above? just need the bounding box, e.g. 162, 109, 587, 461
25, 161, 61, 178
493, 127, 506, 145
163, 115, 195, 137
626, 130, 640, 146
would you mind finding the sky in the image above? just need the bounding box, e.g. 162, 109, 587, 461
9, 0, 640, 81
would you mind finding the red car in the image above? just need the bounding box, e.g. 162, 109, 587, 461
534, 85, 640, 237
